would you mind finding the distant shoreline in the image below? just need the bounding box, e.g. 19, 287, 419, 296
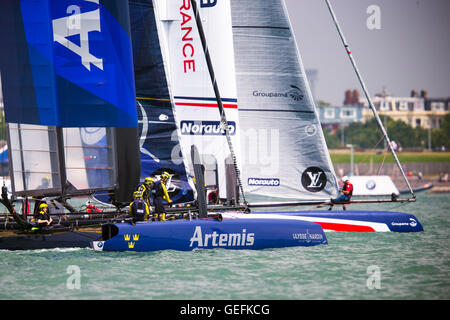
329, 150, 450, 164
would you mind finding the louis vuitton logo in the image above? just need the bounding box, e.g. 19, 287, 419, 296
306, 171, 323, 188
301, 167, 327, 193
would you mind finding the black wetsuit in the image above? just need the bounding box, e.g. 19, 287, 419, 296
151, 180, 170, 214
129, 199, 149, 222
37, 210, 51, 227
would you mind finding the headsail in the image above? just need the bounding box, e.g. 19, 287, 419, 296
129, 0, 194, 203
153, 0, 242, 199
230, 0, 339, 200
0, 0, 140, 202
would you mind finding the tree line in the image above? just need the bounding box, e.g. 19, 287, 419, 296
1, 109, 449, 151
324, 112, 450, 151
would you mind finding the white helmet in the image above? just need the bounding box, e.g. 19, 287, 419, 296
342, 176, 349, 182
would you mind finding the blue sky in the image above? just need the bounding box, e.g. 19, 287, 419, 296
284, 0, 450, 105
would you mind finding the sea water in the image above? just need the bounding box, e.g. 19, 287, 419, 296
0, 192, 448, 300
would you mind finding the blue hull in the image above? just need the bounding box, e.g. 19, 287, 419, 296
244, 211, 423, 233
92, 217, 327, 252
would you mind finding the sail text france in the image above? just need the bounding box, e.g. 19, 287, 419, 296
180, 0, 196, 73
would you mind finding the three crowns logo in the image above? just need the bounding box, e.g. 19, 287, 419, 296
124, 234, 139, 249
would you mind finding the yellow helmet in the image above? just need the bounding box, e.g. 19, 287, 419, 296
161, 172, 170, 180
144, 177, 154, 184
133, 191, 143, 199
39, 203, 48, 209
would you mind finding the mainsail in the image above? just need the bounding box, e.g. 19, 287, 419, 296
0, 0, 140, 202
230, 0, 339, 200
152, 0, 242, 199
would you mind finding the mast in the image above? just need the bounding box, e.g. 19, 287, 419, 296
190, 0, 248, 207
324, 0, 415, 198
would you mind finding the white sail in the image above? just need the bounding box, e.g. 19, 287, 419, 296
230, 0, 338, 200
153, 0, 242, 199
8, 124, 61, 193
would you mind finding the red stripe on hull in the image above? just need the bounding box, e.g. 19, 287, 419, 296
315, 222, 375, 232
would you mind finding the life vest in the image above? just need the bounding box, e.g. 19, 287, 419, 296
130, 199, 147, 218
343, 181, 353, 196
86, 204, 101, 213
37, 210, 51, 224
136, 183, 150, 199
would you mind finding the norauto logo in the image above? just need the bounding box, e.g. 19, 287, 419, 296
248, 178, 280, 186
180, 120, 236, 135
252, 85, 304, 102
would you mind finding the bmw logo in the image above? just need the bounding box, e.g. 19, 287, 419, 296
365, 179, 376, 190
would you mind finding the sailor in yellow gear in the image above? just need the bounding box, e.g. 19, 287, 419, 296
136, 177, 154, 208
129, 191, 150, 222
37, 203, 53, 227
151, 171, 173, 221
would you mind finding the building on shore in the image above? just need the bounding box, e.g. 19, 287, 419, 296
316, 104, 364, 134
360, 89, 449, 129
317, 89, 365, 134
317, 89, 449, 130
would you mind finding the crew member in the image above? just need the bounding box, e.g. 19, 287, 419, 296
208, 187, 219, 205
151, 172, 173, 221
331, 176, 353, 204
136, 177, 154, 208
129, 191, 150, 223
86, 200, 102, 213
37, 203, 53, 227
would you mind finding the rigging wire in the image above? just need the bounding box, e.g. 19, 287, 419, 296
0, 109, 5, 185
376, 146, 389, 176
355, 134, 386, 168
324, 0, 415, 200
190, 0, 248, 209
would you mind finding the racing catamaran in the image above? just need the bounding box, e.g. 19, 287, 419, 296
92, 0, 422, 252
0, 0, 141, 249
0, 0, 422, 251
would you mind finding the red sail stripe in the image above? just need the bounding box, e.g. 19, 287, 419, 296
175, 102, 238, 109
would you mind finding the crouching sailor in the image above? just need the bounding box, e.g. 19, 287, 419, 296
129, 191, 150, 223
151, 172, 173, 221
136, 177, 154, 208
37, 203, 53, 228
330, 176, 353, 209
86, 200, 102, 213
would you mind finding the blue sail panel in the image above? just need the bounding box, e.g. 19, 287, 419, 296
130, 0, 194, 203
137, 99, 194, 203
0, 0, 137, 127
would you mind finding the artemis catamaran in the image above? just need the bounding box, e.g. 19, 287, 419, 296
0, 0, 141, 249
0, 0, 422, 251
92, 0, 422, 252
